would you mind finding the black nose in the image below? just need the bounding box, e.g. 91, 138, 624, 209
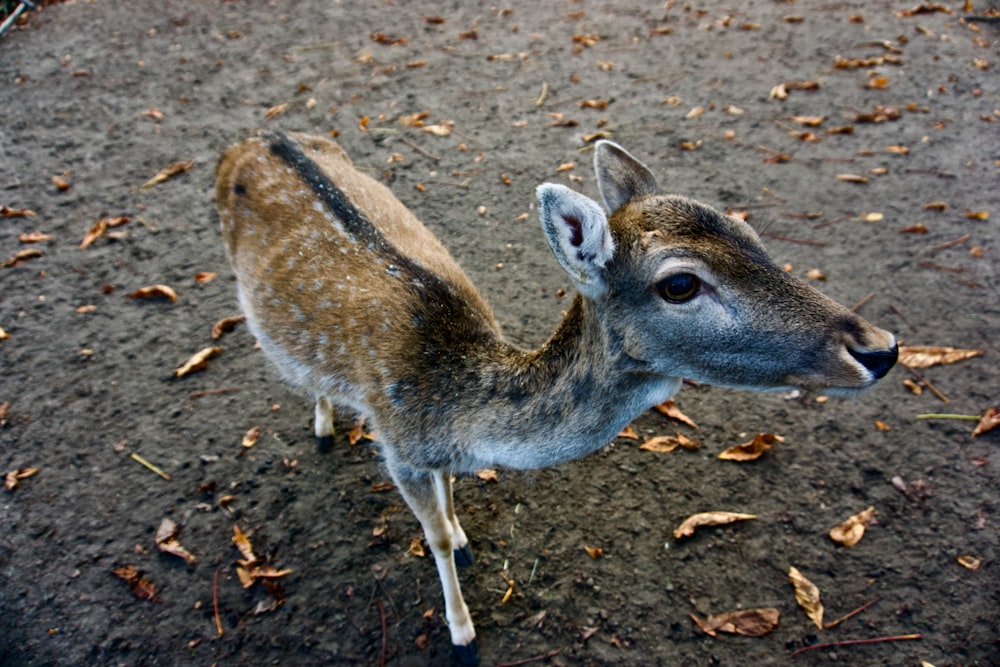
849, 343, 898, 379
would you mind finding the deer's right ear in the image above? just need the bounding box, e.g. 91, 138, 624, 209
537, 183, 614, 299
593, 140, 660, 214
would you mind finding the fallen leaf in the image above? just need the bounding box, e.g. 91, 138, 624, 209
211, 315, 245, 339
556, 161, 575, 172
862, 212, 884, 222
2, 248, 43, 268
829, 506, 876, 547
580, 99, 608, 109
0, 328, 9, 340
964, 210, 989, 220
640, 433, 699, 453
971, 408, 999, 437
4, 467, 39, 491
852, 105, 900, 123
113, 565, 159, 601
896, 3, 954, 17
806, 268, 826, 281
194, 271, 217, 284
142, 160, 195, 189
1, 206, 37, 218
690, 608, 779, 637
232, 524, 256, 563
174, 346, 224, 378
653, 400, 698, 429
52, 174, 71, 191
957, 555, 981, 570
80, 215, 131, 249
18, 231, 51, 243
791, 115, 825, 127
769, 84, 788, 100
618, 424, 639, 440
127, 284, 178, 303
409, 537, 426, 557
885, 145, 909, 155
718, 433, 784, 461
155, 518, 197, 563
75, 304, 96, 314
420, 122, 454, 137
898, 345, 983, 368
264, 102, 289, 120
584, 545, 604, 559
923, 201, 947, 211
673, 511, 757, 540
899, 224, 928, 234
348, 416, 366, 445
788, 566, 824, 629
242, 426, 261, 449
685, 106, 705, 119
835, 173, 869, 184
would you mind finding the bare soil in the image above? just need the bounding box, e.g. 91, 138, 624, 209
1, 1, 998, 665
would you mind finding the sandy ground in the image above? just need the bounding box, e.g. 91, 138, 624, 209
1, 1, 998, 665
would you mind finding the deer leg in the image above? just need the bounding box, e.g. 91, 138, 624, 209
390, 466, 478, 665
433, 471, 474, 567
314, 396, 334, 453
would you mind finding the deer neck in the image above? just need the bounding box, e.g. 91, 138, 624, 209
452, 295, 680, 471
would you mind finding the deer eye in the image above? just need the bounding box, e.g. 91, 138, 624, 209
656, 272, 701, 303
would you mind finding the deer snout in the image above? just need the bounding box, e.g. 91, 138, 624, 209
848, 342, 898, 379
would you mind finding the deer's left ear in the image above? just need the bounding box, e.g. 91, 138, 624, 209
537, 183, 614, 299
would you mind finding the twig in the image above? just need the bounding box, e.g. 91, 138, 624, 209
375, 600, 387, 667
535, 81, 549, 106
130, 452, 171, 480
399, 137, 440, 162
849, 292, 875, 313
916, 413, 980, 421
496, 649, 563, 667
791, 633, 921, 656
823, 596, 880, 629
213, 567, 224, 637
903, 365, 949, 404
927, 233, 971, 252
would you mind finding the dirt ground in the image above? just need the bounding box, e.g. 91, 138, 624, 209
1, 1, 998, 665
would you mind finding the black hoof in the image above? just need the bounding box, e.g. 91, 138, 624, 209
453, 639, 478, 666
454, 543, 475, 568
316, 434, 334, 454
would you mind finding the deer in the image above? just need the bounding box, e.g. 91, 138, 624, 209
215, 131, 897, 665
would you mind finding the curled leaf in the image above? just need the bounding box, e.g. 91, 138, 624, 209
653, 400, 698, 429
674, 511, 756, 540
242, 426, 261, 449
898, 345, 983, 369
174, 346, 224, 378
80, 216, 131, 249
957, 555, 981, 570
690, 608, 779, 637
788, 566, 824, 629
4, 467, 39, 491
127, 284, 178, 303
584, 545, 604, 559
142, 160, 195, 189
113, 565, 159, 601
639, 433, 699, 453
211, 315, 245, 339
971, 408, 999, 437
155, 518, 197, 563
830, 506, 876, 547
475, 468, 499, 482
718, 433, 783, 461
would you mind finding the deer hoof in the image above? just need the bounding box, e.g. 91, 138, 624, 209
453, 639, 479, 665
315, 434, 334, 454
454, 544, 475, 568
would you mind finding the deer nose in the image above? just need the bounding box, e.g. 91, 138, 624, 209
848, 343, 898, 379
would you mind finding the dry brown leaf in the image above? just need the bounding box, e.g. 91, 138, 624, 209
264, 102, 289, 120
769, 84, 788, 100
791, 115, 825, 127
898, 345, 983, 369
957, 555, 981, 570
923, 201, 947, 211
718, 433, 784, 461
885, 145, 909, 155
52, 174, 71, 191
555, 161, 575, 172
617, 424, 639, 440
584, 545, 604, 559
80, 215, 131, 249
971, 408, 999, 437
690, 608, 779, 637
142, 160, 195, 189
829, 505, 876, 547
409, 537, 426, 557
788, 566, 824, 629
232, 524, 256, 563
964, 210, 989, 220
18, 231, 51, 243
580, 99, 608, 109
1, 205, 37, 218
174, 346, 224, 378
242, 426, 261, 449
0, 328, 9, 340
211, 315, 245, 340
155, 518, 197, 563
835, 173, 869, 184
113, 565, 159, 601
806, 268, 826, 281
673, 511, 756, 540
2, 248, 43, 268
194, 271, 217, 284
127, 284, 178, 303
475, 469, 499, 482
640, 433, 699, 453
4, 467, 39, 491
896, 3, 954, 17
653, 400, 699, 429
421, 122, 454, 137
685, 106, 705, 119
348, 416, 367, 445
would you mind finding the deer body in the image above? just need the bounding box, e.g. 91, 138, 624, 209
216, 132, 897, 664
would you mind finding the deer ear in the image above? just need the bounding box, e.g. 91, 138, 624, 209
593, 140, 660, 213
537, 183, 614, 298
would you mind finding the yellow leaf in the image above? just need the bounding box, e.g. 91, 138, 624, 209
718, 433, 783, 461
232, 524, 256, 563
673, 511, 756, 540
829, 506, 876, 547
898, 345, 983, 369
788, 566, 824, 629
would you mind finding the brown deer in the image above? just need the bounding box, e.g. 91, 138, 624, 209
216, 132, 897, 664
